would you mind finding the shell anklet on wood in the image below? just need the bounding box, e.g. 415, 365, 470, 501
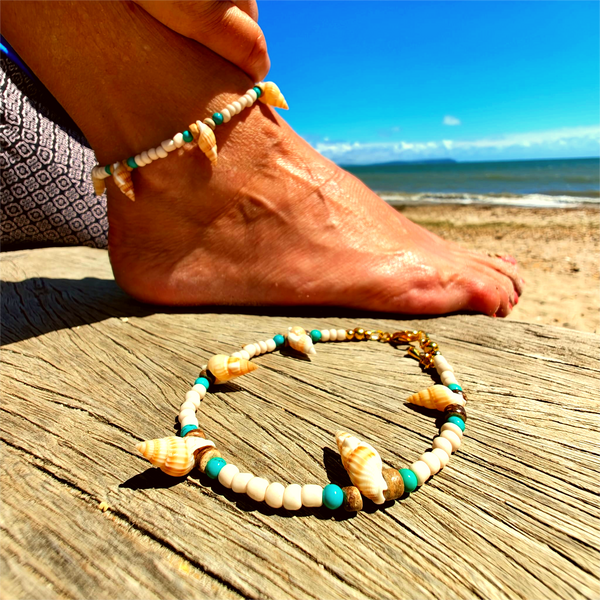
135, 326, 467, 515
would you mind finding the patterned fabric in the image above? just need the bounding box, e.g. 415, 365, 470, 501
1, 47, 108, 251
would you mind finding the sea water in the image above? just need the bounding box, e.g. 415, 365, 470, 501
344, 157, 599, 208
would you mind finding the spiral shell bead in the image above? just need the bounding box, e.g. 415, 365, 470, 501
136, 436, 214, 477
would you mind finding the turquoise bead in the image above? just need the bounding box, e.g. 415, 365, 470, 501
273, 334, 285, 348
448, 383, 463, 392
310, 329, 322, 343
194, 376, 210, 389
212, 112, 224, 125
399, 468, 418, 493
322, 484, 344, 509
126, 157, 138, 169
104, 165, 112, 175
180, 424, 198, 437
205, 457, 226, 479
253, 86, 262, 98
447, 415, 466, 431
182, 130, 193, 143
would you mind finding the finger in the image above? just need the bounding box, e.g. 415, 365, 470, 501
201, 3, 270, 81
233, 1, 259, 22
134, 1, 270, 82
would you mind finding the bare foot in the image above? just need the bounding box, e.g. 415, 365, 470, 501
107, 112, 522, 315
4, 2, 522, 316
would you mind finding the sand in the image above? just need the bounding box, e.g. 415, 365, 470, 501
394, 204, 600, 334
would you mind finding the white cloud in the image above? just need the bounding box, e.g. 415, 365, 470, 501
311, 125, 600, 165
443, 115, 461, 126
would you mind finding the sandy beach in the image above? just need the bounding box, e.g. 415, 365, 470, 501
394, 204, 600, 334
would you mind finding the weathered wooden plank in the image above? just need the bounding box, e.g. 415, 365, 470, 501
1, 247, 599, 600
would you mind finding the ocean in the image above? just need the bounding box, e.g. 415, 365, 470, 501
344, 157, 599, 208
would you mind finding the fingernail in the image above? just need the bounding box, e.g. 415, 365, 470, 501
492, 313, 497, 318
497, 254, 518, 265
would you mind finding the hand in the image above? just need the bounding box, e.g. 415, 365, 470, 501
133, 0, 270, 82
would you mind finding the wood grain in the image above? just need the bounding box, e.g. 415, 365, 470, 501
1, 247, 599, 600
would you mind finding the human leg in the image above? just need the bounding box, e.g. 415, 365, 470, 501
3, 1, 522, 314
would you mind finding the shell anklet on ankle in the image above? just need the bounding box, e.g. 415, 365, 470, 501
136, 326, 468, 514
90, 81, 287, 201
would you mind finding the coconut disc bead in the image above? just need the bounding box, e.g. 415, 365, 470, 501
184, 427, 206, 439
444, 403, 467, 423
342, 486, 363, 512
382, 468, 405, 500
195, 447, 222, 472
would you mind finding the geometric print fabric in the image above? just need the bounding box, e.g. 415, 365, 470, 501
1, 52, 108, 251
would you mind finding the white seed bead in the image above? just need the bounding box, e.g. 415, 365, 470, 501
192, 384, 207, 398
282, 484, 303, 511
441, 422, 464, 439
239, 350, 251, 360
441, 429, 462, 452
243, 93, 255, 106
246, 477, 269, 502
433, 436, 453, 456
232, 101, 243, 114
258, 341, 268, 354
185, 390, 201, 406
243, 344, 256, 358
265, 482, 285, 508
328, 328, 338, 341
173, 132, 184, 149
203, 117, 216, 130
225, 103, 237, 116
432, 447, 450, 468
301, 484, 323, 508
238, 95, 249, 109
420, 452, 442, 475
148, 147, 159, 161
200, 364, 207, 372
336, 329, 346, 341
134, 154, 145, 168
433, 354, 454, 374
161, 139, 176, 153
179, 400, 197, 413
231, 351, 243, 359
141, 150, 152, 165
231, 472, 254, 494
320, 329, 330, 342
440, 370, 459, 387
265, 339, 276, 352
180, 414, 198, 428
410, 461, 432, 486
218, 464, 239, 488
247, 88, 258, 102
221, 108, 231, 123
155, 145, 168, 159
178, 407, 196, 422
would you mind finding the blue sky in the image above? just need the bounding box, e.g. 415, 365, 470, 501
258, 1, 600, 164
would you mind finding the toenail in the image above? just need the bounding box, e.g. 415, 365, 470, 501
497, 254, 518, 265
514, 292, 519, 305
